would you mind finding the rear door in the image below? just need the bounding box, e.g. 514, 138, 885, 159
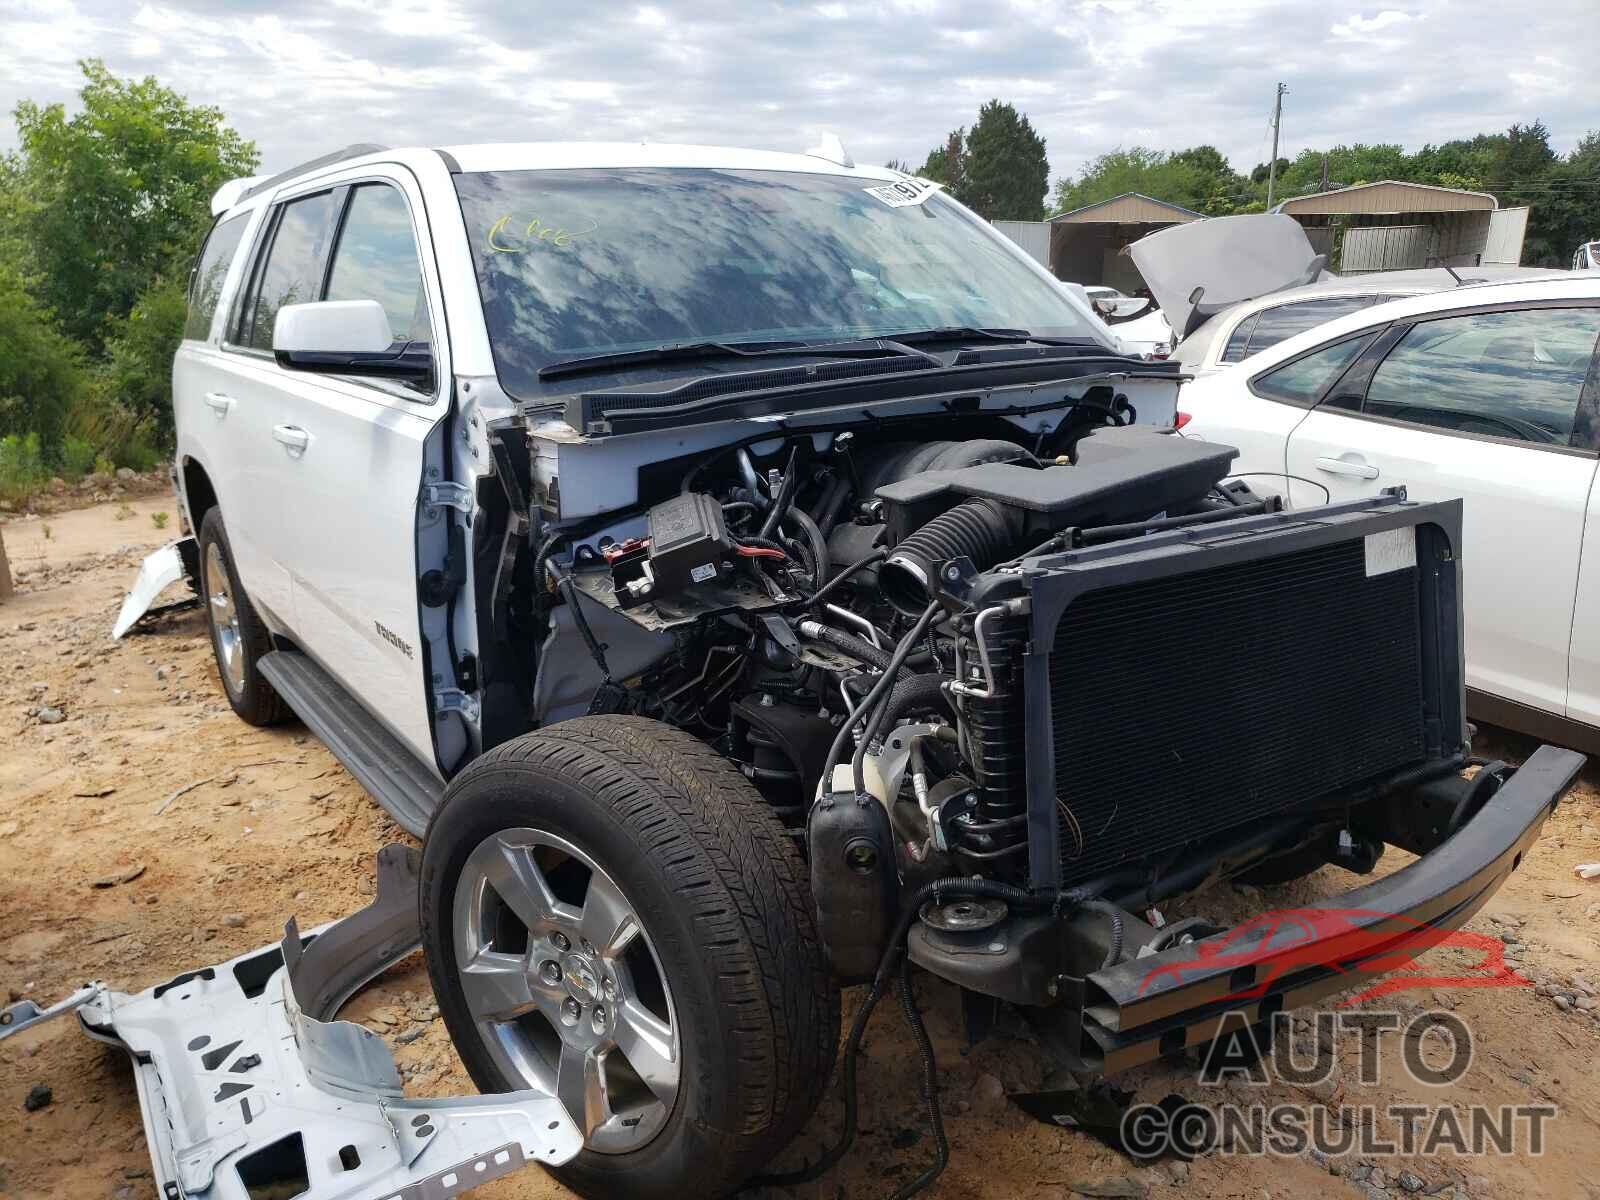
171, 210, 279, 602
220, 168, 449, 765
1284, 303, 1600, 716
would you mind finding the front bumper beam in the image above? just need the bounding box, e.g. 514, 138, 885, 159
1085, 744, 1584, 1072
1, 846, 582, 1199
911, 745, 1585, 1075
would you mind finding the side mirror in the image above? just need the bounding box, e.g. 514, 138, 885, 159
273, 300, 432, 381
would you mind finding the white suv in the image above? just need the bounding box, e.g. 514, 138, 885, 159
169, 139, 1198, 1195
154, 141, 1579, 1199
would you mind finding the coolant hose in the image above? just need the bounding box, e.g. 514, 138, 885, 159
798, 620, 900, 673
872, 672, 953, 736
881, 498, 1021, 615
787, 507, 831, 584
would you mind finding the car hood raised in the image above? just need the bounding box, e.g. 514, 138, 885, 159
1128, 214, 1331, 342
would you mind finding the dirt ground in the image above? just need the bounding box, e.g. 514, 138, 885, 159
2, 496, 1600, 1200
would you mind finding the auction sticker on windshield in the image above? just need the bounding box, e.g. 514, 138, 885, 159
864, 177, 943, 208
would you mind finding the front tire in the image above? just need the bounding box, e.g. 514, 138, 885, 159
198, 507, 288, 726
420, 716, 839, 1200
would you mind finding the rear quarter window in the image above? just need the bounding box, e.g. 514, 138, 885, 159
184, 213, 250, 342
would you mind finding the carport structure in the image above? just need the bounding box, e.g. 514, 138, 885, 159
1048, 193, 1203, 293
1272, 180, 1529, 271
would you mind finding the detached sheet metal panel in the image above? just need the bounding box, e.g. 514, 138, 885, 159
991, 219, 1051, 267
1484, 206, 1530, 266
1341, 224, 1431, 272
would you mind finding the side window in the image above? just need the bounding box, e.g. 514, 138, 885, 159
325, 185, 432, 345
1363, 308, 1600, 446
1252, 334, 1375, 406
1219, 313, 1259, 363
184, 213, 249, 341
1242, 295, 1378, 357
237, 190, 339, 351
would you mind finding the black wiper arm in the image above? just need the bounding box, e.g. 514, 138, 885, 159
881, 326, 1108, 349
538, 337, 935, 381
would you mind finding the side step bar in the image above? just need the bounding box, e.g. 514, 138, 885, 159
258, 649, 443, 835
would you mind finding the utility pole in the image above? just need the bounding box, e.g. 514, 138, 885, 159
1266, 82, 1288, 209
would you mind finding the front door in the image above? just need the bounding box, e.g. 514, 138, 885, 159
222, 170, 450, 766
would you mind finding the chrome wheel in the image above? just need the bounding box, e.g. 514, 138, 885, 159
453, 828, 680, 1154
204, 540, 245, 698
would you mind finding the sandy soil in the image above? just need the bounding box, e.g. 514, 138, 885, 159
2, 496, 1600, 1200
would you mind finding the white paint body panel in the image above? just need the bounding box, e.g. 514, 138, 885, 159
1179, 276, 1600, 732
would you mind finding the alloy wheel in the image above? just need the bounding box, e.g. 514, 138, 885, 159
452, 827, 680, 1154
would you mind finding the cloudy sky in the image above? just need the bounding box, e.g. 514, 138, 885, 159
3, 0, 1597, 186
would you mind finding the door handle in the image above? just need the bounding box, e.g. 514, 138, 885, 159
272, 424, 310, 453
202, 392, 235, 418
1313, 454, 1379, 480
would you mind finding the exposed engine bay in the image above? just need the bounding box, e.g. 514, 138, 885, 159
475, 393, 1483, 1027
525, 416, 1248, 908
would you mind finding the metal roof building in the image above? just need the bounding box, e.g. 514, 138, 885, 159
1271, 180, 1529, 271
1047, 193, 1204, 292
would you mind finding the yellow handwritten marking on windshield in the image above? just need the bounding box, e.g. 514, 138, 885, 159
486, 213, 598, 253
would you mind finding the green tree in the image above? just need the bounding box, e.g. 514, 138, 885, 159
102, 275, 188, 440
961, 100, 1049, 220
9, 59, 258, 350
919, 129, 966, 198
1052, 146, 1246, 216
0, 263, 88, 457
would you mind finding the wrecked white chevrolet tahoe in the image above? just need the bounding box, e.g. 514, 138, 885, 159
45, 141, 1586, 1199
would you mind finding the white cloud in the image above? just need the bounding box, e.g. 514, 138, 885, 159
0, 0, 1596, 192
1331, 9, 1416, 38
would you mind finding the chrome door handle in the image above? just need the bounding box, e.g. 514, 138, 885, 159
203, 392, 235, 418
1313, 455, 1379, 480
272, 424, 310, 453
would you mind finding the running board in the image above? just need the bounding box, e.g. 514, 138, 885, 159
258, 650, 442, 836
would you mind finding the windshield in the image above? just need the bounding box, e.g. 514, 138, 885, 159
453, 167, 1106, 398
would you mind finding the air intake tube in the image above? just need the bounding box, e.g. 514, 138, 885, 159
880, 498, 1022, 615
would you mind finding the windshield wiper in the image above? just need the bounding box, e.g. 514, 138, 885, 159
538, 337, 937, 382
880, 326, 1108, 349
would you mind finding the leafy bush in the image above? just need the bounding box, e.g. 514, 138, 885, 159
0, 432, 50, 506
59, 435, 96, 477
102, 275, 187, 441
0, 264, 88, 458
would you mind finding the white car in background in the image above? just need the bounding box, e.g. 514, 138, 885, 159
1178, 275, 1600, 752
1130, 213, 1563, 377
1170, 266, 1564, 377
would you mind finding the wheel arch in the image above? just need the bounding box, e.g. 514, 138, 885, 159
180, 454, 219, 532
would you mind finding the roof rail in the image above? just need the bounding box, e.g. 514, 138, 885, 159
239, 143, 391, 205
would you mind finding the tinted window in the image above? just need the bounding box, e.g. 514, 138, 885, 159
1363, 307, 1600, 445
239, 191, 338, 350
1243, 295, 1379, 357
1220, 313, 1259, 363
184, 213, 249, 341
1253, 335, 1373, 406
326, 185, 431, 344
